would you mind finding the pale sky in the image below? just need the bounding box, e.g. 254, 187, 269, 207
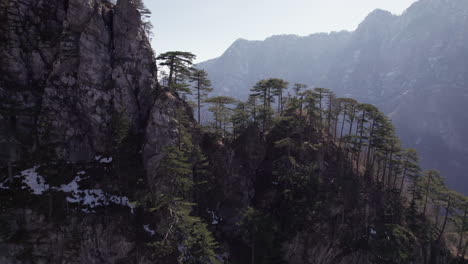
147, 0, 418, 63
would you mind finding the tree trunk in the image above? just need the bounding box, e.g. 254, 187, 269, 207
387, 150, 394, 187
339, 111, 347, 147
399, 166, 408, 196
334, 110, 340, 141
365, 119, 375, 171
457, 209, 467, 257
436, 195, 451, 242
197, 83, 201, 124
168, 58, 175, 86
423, 177, 431, 216
356, 111, 366, 176
299, 96, 303, 117
392, 156, 403, 189
345, 111, 355, 157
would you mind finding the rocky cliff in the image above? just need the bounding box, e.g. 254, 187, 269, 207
198, 0, 468, 194
0, 0, 190, 262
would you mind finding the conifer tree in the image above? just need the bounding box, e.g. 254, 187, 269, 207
189, 68, 213, 124
338, 98, 358, 146
204, 96, 237, 136
397, 149, 420, 195
156, 51, 196, 89
293, 83, 307, 98
269, 78, 289, 114
232, 102, 251, 136
290, 84, 307, 116
250, 80, 274, 131
132, 0, 153, 37
246, 95, 258, 123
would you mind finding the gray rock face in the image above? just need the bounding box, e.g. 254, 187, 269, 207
36, 0, 157, 161
0, 0, 188, 262
198, 0, 468, 193
0, 0, 160, 161
0, 209, 153, 264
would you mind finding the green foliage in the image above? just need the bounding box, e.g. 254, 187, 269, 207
157, 146, 193, 197
189, 68, 213, 124
173, 202, 220, 264
147, 143, 219, 263
237, 207, 281, 264
250, 79, 288, 130
231, 102, 251, 136
157, 51, 196, 92
204, 96, 237, 136
369, 224, 418, 263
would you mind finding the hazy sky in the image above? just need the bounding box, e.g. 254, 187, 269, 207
147, 0, 418, 63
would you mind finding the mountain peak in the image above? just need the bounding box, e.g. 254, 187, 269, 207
362, 8, 396, 23
356, 8, 397, 31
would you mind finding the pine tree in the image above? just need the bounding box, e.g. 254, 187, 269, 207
246, 95, 258, 123
269, 78, 289, 114
132, 0, 153, 37
312, 87, 333, 133
231, 102, 251, 136
189, 68, 213, 124
250, 80, 274, 131
397, 149, 420, 195
156, 51, 196, 90
204, 96, 237, 136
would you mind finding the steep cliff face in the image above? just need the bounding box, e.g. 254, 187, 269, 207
0, 0, 158, 161
0, 0, 189, 262
198, 0, 468, 194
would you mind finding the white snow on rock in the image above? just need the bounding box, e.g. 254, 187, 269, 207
0, 179, 9, 190
144, 225, 156, 236
17, 166, 50, 195
207, 209, 221, 225
15, 167, 135, 213
95, 156, 113, 164
56, 173, 135, 213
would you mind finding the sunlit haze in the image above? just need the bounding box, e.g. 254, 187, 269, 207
147, 0, 418, 63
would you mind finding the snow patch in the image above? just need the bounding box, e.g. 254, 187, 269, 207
207, 209, 221, 225
56, 173, 135, 213
17, 166, 50, 195
95, 156, 113, 164
14, 167, 136, 213
0, 179, 9, 190
144, 225, 156, 236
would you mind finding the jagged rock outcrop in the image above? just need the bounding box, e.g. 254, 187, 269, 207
198, 0, 468, 194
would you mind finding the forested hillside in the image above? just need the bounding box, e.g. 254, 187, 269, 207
198, 0, 468, 194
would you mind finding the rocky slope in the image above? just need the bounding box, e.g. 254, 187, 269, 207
198, 0, 468, 194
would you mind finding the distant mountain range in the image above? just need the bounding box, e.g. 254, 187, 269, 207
198, 0, 468, 193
